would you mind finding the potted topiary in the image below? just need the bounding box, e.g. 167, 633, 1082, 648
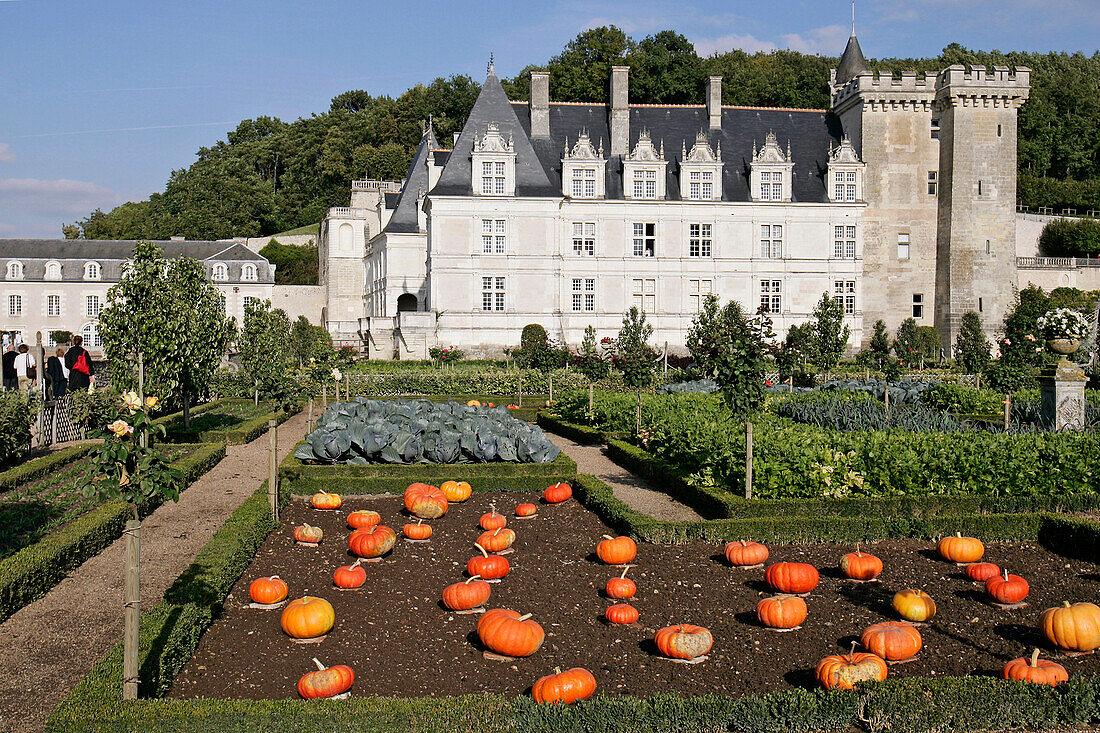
1037, 308, 1092, 357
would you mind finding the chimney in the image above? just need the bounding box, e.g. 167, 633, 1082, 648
610, 65, 629, 156
708, 76, 722, 129
530, 71, 550, 138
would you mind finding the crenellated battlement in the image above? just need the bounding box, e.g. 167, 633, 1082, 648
832, 65, 1031, 112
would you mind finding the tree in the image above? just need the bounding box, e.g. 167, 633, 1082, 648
61, 223, 81, 239
546, 26, 634, 102
259, 239, 319, 285
869, 320, 891, 358
1039, 217, 1100, 257
775, 323, 814, 382
811, 292, 851, 375
239, 300, 294, 404
628, 31, 703, 104
893, 318, 921, 367
99, 242, 235, 428
1000, 285, 1051, 368
289, 316, 332, 367
955, 311, 992, 374
711, 300, 769, 418
575, 325, 609, 381
615, 307, 655, 434
685, 294, 724, 378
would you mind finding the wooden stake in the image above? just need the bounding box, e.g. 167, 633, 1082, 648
137, 352, 147, 449
268, 418, 278, 521
1004, 394, 1011, 432
123, 518, 140, 700
588, 382, 594, 414
308, 397, 314, 433
745, 421, 753, 500
549, 374, 553, 404
884, 384, 890, 412
322, 383, 327, 409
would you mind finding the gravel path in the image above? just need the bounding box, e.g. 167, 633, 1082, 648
0, 411, 308, 733
546, 432, 703, 522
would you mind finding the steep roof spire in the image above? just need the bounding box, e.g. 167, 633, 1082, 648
835, 30, 869, 85
487, 52, 495, 78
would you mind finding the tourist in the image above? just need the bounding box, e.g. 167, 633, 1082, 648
46, 347, 68, 400
14, 344, 36, 393
1, 344, 16, 391
65, 335, 95, 391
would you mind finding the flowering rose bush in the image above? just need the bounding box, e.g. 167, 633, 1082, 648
1037, 307, 1092, 340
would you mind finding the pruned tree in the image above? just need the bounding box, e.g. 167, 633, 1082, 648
811, 292, 851, 377
615, 307, 655, 434
239, 299, 296, 407
955, 311, 992, 374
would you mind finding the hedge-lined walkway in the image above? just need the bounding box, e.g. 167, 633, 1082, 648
545, 432, 702, 522
0, 411, 308, 733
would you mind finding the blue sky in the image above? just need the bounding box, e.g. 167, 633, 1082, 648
0, 0, 1097, 237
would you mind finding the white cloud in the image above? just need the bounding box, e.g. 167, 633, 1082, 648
692, 33, 778, 56
0, 143, 12, 164
0, 178, 121, 217
781, 25, 850, 55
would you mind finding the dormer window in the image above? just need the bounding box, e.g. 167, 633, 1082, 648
680, 131, 723, 201
45, 261, 62, 280
242, 264, 257, 282
472, 122, 516, 197
623, 129, 667, 201
561, 130, 607, 199
83, 262, 101, 280
827, 135, 865, 204
5, 261, 23, 280
750, 131, 794, 203
212, 263, 229, 281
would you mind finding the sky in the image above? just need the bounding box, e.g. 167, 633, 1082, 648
0, 0, 1097, 238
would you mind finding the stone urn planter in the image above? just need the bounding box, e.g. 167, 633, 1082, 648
1047, 338, 1081, 357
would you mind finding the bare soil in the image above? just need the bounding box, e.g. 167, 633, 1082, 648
169, 492, 1100, 701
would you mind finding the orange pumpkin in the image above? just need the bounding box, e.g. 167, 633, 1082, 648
467, 543, 510, 580
937, 533, 984, 563
756, 595, 808, 629
442, 576, 492, 611
1039, 602, 1100, 652
297, 658, 354, 699
861, 621, 922, 661
516, 503, 538, 517
480, 504, 507, 531
654, 624, 713, 660
403, 519, 433, 540
1002, 648, 1069, 687
765, 562, 819, 594
333, 560, 366, 589
987, 569, 1029, 604
892, 589, 937, 623
605, 566, 636, 600
476, 527, 516, 553
347, 510, 381, 529
967, 562, 1001, 582
596, 535, 637, 565
543, 482, 572, 504
839, 548, 883, 581
403, 483, 448, 519
477, 609, 545, 657
440, 480, 472, 503
531, 667, 597, 704
348, 525, 396, 558
281, 596, 335, 639
605, 603, 639, 624
466, 399, 482, 407
249, 575, 288, 605
815, 642, 888, 690
293, 524, 323, 544
724, 540, 769, 567
310, 491, 342, 510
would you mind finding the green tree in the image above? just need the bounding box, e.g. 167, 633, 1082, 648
711, 300, 769, 418
1000, 285, 1051, 368
289, 316, 332, 367
869, 320, 890, 358
1039, 218, 1100, 257
575, 325, 609, 381
811, 292, 851, 375
61, 223, 81, 239
615, 307, 655, 433
775, 322, 814, 382
259, 239, 319, 285
955, 311, 992, 374
546, 26, 634, 102
685, 293, 724, 379
99, 242, 235, 428
893, 317, 921, 367
628, 31, 703, 104
239, 300, 294, 403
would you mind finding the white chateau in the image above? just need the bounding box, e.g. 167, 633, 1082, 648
320, 34, 1048, 359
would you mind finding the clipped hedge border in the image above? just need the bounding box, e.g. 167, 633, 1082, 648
536, 413, 611, 445
50, 477, 1100, 731
0, 442, 226, 624
164, 401, 297, 445
0, 443, 94, 493
280, 448, 576, 480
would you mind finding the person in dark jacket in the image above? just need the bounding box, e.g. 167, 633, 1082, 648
64, 335, 95, 391
1, 344, 16, 391
46, 347, 68, 399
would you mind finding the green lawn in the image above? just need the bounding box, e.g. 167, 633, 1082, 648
270, 222, 319, 237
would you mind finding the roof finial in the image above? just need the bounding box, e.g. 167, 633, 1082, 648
851, 0, 856, 37
488, 52, 495, 76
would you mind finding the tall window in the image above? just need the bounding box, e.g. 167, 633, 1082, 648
213, 263, 228, 281
834, 171, 856, 202
242, 264, 257, 282
632, 278, 655, 313
688, 279, 712, 312
86, 295, 102, 317
759, 224, 783, 259
833, 225, 856, 259
8, 294, 22, 317
47, 294, 61, 318
833, 280, 856, 314
82, 322, 101, 349
927, 171, 938, 195
689, 171, 700, 200
482, 219, 506, 254
572, 222, 595, 256
760, 280, 781, 313
571, 278, 595, 312
761, 171, 782, 201
913, 293, 924, 319
688, 224, 712, 257
701, 171, 713, 199
572, 168, 596, 197
482, 161, 505, 195
482, 276, 505, 312
633, 169, 657, 199
6, 261, 23, 280
897, 232, 911, 260
45, 262, 62, 280
84, 262, 100, 280
243, 296, 259, 312
632, 223, 655, 257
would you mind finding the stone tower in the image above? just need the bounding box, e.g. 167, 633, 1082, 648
933, 65, 1029, 351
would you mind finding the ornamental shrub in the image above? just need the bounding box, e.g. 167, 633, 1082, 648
955, 312, 992, 375
574, 326, 610, 381
71, 387, 120, 433
1039, 216, 1100, 257
893, 318, 921, 367
0, 392, 36, 465
810, 291, 850, 373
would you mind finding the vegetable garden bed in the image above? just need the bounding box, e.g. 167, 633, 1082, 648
161, 398, 294, 445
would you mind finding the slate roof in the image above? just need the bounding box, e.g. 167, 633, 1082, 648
383, 133, 433, 233
383, 192, 401, 209
836, 33, 870, 85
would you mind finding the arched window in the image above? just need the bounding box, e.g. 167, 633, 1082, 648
81, 322, 101, 349
338, 223, 353, 253
242, 264, 257, 282
84, 262, 101, 280
45, 261, 62, 280
212, 263, 228, 281
5, 261, 23, 280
